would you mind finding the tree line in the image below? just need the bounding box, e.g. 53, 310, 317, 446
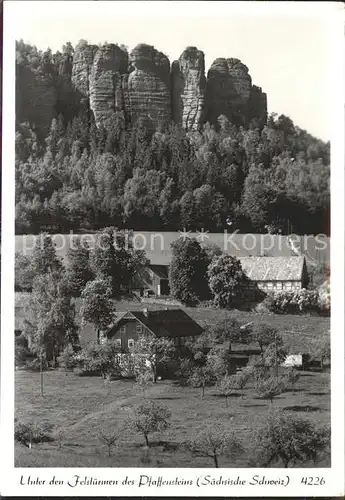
16, 41, 330, 235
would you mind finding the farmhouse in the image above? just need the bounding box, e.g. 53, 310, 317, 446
104, 308, 203, 349
239, 256, 308, 294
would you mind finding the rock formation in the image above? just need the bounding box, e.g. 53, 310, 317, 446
89, 44, 128, 126
17, 40, 268, 135
127, 44, 171, 130
172, 47, 206, 131
204, 58, 252, 127
71, 41, 98, 100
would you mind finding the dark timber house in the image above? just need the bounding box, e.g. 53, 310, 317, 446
104, 308, 203, 350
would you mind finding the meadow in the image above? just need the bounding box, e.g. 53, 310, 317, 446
15, 364, 330, 468
15, 293, 330, 467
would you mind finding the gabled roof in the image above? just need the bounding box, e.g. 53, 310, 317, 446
238, 256, 305, 281
110, 309, 204, 339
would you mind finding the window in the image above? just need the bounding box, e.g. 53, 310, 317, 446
136, 324, 143, 334
115, 338, 122, 347
120, 325, 125, 334
128, 339, 134, 348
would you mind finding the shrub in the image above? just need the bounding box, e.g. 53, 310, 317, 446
78, 341, 122, 378
57, 344, 78, 371
24, 357, 48, 372
262, 289, 323, 315
15, 421, 54, 447
15, 342, 33, 367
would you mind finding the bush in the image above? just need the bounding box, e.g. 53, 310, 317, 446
261, 289, 323, 315
15, 421, 54, 447
78, 341, 122, 378
15, 343, 33, 367
24, 357, 48, 372
57, 344, 78, 371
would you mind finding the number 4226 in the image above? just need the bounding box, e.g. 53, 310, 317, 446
301, 477, 325, 486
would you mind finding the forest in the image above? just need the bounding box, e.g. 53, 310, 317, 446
15, 41, 330, 235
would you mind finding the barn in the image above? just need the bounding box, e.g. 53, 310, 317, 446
133, 264, 170, 297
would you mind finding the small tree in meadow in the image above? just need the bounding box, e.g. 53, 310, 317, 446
252, 409, 330, 467
129, 400, 171, 447
256, 375, 286, 404
189, 365, 215, 397
287, 367, 300, 394
312, 332, 330, 370
217, 375, 238, 407
207, 255, 248, 308
206, 344, 231, 379
134, 370, 153, 398
185, 422, 243, 468
235, 369, 251, 399
257, 342, 288, 379
97, 427, 121, 457
252, 324, 283, 353
57, 343, 78, 374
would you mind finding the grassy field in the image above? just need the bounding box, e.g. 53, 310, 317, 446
15, 367, 330, 468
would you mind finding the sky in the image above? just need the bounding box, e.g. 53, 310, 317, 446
8, 1, 343, 141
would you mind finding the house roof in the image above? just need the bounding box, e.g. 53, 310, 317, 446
110, 309, 204, 339
238, 256, 305, 281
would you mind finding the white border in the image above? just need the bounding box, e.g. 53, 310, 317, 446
1, 1, 344, 496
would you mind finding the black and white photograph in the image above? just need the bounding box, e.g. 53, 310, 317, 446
1, 0, 344, 496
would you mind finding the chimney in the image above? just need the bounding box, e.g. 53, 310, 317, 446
143, 308, 149, 317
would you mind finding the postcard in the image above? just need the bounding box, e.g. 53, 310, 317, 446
1, 0, 344, 496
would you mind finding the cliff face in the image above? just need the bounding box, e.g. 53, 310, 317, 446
71, 42, 98, 101
17, 41, 267, 135
205, 58, 252, 127
90, 44, 128, 126
127, 44, 171, 130
172, 47, 206, 131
